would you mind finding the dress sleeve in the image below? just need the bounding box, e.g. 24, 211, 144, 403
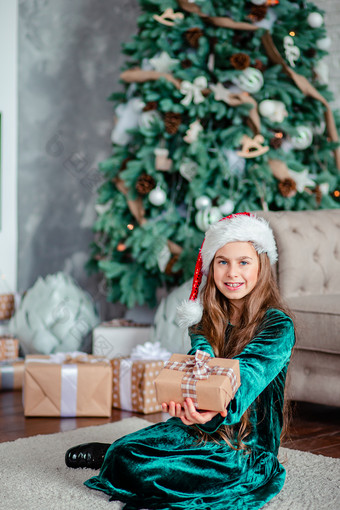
197, 309, 295, 434
187, 327, 216, 358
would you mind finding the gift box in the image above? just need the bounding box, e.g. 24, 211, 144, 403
92, 319, 152, 359
23, 352, 113, 417
0, 336, 19, 360
0, 359, 24, 391
154, 350, 241, 413
0, 294, 15, 320
111, 342, 171, 414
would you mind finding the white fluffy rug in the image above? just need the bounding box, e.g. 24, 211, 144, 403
1, 417, 339, 510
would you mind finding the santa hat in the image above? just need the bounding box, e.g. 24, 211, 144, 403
176, 212, 277, 329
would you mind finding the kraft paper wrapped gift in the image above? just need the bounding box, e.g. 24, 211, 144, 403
93, 319, 152, 359
0, 336, 19, 360
111, 342, 171, 414
0, 359, 24, 391
154, 350, 241, 413
23, 352, 113, 417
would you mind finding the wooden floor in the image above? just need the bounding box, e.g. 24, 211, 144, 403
1, 391, 339, 458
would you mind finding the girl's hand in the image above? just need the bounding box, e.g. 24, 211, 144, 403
162, 398, 227, 426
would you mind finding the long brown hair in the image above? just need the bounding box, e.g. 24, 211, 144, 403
192, 249, 295, 451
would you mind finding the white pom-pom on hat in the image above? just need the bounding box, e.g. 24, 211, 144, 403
176, 299, 203, 329
176, 212, 278, 329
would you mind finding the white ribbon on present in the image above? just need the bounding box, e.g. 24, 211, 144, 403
119, 342, 171, 411
119, 358, 134, 411
25, 351, 109, 417
180, 76, 207, 106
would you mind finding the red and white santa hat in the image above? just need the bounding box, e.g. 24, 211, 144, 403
176, 212, 278, 328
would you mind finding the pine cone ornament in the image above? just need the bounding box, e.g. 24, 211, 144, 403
143, 101, 158, 111
278, 178, 297, 198
249, 6, 267, 21
164, 112, 182, 134
254, 59, 267, 73
185, 27, 204, 48
181, 58, 193, 69
230, 53, 250, 70
270, 136, 284, 149
136, 173, 156, 195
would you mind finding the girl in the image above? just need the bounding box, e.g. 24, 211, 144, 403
66, 212, 295, 509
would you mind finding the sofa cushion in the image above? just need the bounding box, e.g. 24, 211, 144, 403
287, 294, 340, 353
257, 209, 340, 298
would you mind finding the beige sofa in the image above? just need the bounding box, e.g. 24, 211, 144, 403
257, 209, 340, 407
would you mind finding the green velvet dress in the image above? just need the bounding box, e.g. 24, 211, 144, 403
85, 308, 295, 509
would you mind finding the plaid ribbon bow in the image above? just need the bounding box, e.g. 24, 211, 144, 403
164, 350, 238, 409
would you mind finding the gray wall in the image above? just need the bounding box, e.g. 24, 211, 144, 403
18, 0, 340, 321
18, 0, 139, 319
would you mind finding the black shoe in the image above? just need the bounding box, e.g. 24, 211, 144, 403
65, 442, 110, 469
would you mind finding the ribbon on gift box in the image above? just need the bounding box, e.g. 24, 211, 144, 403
119, 342, 171, 411
25, 352, 110, 417
163, 350, 238, 408
0, 359, 24, 390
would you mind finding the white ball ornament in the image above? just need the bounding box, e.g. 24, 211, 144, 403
307, 12, 323, 28
234, 68, 264, 94
259, 99, 288, 123
259, 100, 276, 118
291, 125, 313, 150
148, 186, 166, 206
251, 0, 266, 4
195, 207, 222, 232
219, 199, 235, 216
195, 195, 212, 210
316, 37, 331, 51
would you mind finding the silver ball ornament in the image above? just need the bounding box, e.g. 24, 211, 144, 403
195, 207, 222, 232
307, 12, 323, 28
316, 37, 331, 51
291, 125, 313, 150
219, 199, 235, 216
195, 195, 212, 210
148, 186, 166, 206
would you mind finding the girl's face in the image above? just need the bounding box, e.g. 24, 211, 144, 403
213, 241, 259, 307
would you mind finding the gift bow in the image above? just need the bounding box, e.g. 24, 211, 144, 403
130, 341, 171, 361
180, 76, 207, 106
164, 350, 238, 408
184, 350, 212, 379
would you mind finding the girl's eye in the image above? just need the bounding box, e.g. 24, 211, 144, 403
240, 261, 248, 266
219, 260, 227, 265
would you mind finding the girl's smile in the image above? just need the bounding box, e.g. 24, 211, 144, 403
213, 241, 259, 305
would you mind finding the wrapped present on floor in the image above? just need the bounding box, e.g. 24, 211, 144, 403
23, 352, 112, 417
112, 342, 171, 414
0, 359, 25, 391
0, 294, 15, 321
93, 319, 152, 359
0, 336, 19, 360
154, 350, 241, 413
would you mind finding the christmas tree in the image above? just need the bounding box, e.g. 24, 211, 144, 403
89, 0, 340, 308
